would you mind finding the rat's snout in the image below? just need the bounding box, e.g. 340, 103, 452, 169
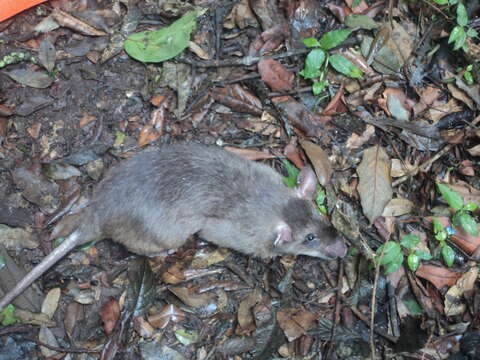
323, 238, 348, 259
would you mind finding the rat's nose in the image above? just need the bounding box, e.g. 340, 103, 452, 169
324, 239, 348, 258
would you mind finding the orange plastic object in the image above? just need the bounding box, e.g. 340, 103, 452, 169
0, 0, 48, 22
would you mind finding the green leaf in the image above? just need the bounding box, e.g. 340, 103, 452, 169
312, 80, 328, 95
282, 160, 300, 188
407, 253, 420, 272
384, 258, 403, 275
435, 231, 447, 242
464, 202, 478, 211
458, 212, 479, 236
400, 234, 420, 249
318, 205, 328, 215
345, 15, 379, 30
466, 28, 478, 37
319, 29, 352, 50
302, 37, 321, 48
414, 250, 432, 261
300, 49, 326, 79
432, 218, 445, 233
464, 71, 474, 85
456, 3, 468, 27
175, 329, 199, 345
453, 27, 467, 50
437, 183, 463, 210
352, 0, 362, 8
376, 241, 402, 265
441, 245, 455, 267
1, 304, 18, 326
315, 188, 326, 205
432, 0, 448, 3
329, 54, 363, 78
449, 25, 464, 44
403, 299, 423, 315
124, 11, 198, 63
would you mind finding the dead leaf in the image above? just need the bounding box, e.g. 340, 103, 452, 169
41, 288, 61, 319
416, 264, 461, 289
27, 123, 41, 138
4, 69, 54, 89
382, 198, 414, 217
444, 266, 478, 316
299, 139, 333, 186
79, 114, 96, 128
0, 224, 37, 250
277, 308, 317, 342
467, 144, 480, 156
169, 286, 216, 308
346, 124, 375, 149
51, 9, 107, 36
148, 304, 186, 329
447, 83, 474, 109
100, 298, 121, 336
357, 145, 393, 224
322, 84, 347, 116
38, 38, 56, 72
39, 325, 61, 358
258, 58, 294, 92
284, 142, 304, 169
213, 84, 262, 115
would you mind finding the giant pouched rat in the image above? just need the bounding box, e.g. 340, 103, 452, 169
0, 143, 347, 311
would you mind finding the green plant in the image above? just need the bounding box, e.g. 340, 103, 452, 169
431, 218, 456, 266
300, 30, 363, 95
375, 234, 432, 275
432, 0, 478, 52
437, 183, 479, 236
457, 64, 475, 84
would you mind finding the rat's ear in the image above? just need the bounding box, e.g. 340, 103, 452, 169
296, 166, 317, 200
274, 223, 293, 246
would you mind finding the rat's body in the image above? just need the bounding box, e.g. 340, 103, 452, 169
0, 143, 346, 311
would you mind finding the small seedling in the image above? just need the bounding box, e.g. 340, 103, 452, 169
375, 234, 432, 275
300, 29, 363, 95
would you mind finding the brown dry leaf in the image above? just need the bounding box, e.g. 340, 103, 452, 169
224, 146, 274, 161
190, 248, 231, 269
447, 83, 474, 109
238, 115, 281, 137
148, 304, 186, 329
100, 298, 121, 336
169, 286, 216, 308
226, 0, 257, 29
455, 74, 480, 107
237, 288, 262, 335
390, 158, 417, 178
188, 41, 210, 60
284, 142, 304, 169
79, 114, 96, 128
162, 263, 187, 284
357, 145, 393, 224
429, 99, 462, 123
133, 316, 155, 338
51, 9, 107, 36
444, 266, 478, 316
277, 308, 317, 342
416, 264, 461, 289
213, 84, 262, 115
27, 123, 41, 139
138, 124, 161, 147
41, 288, 61, 319
346, 124, 375, 150
64, 302, 83, 338
258, 58, 294, 92
322, 84, 347, 116
413, 86, 442, 116
459, 160, 475, 176
0, 117, 8, 137
388, 21, 413, 66
382, 198, 414, 217
467, 144, 480, 156
0, 104, 13, 116
326, 3, 352, 22
299, 139, 333, 187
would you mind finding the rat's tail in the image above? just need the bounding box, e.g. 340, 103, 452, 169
0, 230, 82, 312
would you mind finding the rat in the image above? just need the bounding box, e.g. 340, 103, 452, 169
0, 143, 347, 311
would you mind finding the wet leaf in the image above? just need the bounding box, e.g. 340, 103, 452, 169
38, 38, 56, 72
124, 11, 199, 63
357, 145, 393, 223
4, 69, 53, 88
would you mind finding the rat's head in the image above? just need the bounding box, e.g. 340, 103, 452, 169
273, 166, 347, 260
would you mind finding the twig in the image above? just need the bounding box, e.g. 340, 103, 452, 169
24, 337, 100, 354
176, 49, 310, 68
350, 307, 398, 343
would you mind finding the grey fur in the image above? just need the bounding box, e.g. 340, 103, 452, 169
0, 143, 346, 311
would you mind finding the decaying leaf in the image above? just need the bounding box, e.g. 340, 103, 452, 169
444, 266, 478, 316
357, 145, 393, 224
415, 264, 461, 290
299, 139, 333, 186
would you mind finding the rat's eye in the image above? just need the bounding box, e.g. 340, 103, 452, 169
305, 233, 317, 242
